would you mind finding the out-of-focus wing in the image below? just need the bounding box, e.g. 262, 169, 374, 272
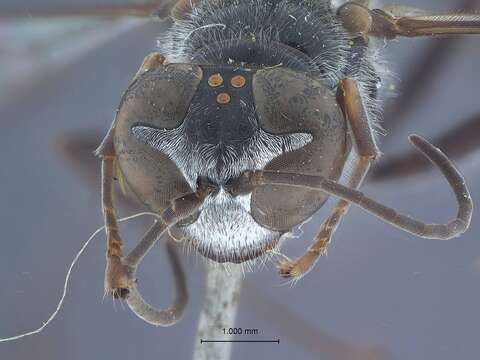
377, 0, 479, 132
371, 112, 480, 181
0, 1, 179, 106
380, 5, 430, 17
0, 1, 175, 19
0, 17, 148, 106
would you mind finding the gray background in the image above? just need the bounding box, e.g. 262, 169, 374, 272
1, 1, 479, 359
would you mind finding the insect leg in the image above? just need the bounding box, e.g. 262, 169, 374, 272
121, 180, 215, 326
277, 158, 371, 279
232, 133, 472, 240
93, 170, 212, 325
277, 79, 379, 279
379, 0, 476, 133
338, 0, 480, 39
123, 179, 215, 270
125, 239, 187, 327
114, 222, 188, 327
338, 0, 477, 132
337, 2, 373, 36
97, 131, 133, 298
94, 51, 169, 298
368, 8, 480, 38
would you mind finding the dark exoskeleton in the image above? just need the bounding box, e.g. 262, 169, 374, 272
94, 0, 477, 325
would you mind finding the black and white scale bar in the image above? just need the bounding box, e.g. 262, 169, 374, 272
200, 339, 280, 344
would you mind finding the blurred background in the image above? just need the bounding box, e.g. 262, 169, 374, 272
0, 1, 479, 359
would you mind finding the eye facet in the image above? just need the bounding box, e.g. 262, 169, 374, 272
251, 67, 351, 231
113, 64, 203, 213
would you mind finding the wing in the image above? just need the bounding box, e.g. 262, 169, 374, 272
0, 1, 176, 107
380, 5, 431, 17
0, 1, 174, 19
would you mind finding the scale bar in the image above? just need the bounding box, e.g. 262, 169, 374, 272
201, 339, 280, 344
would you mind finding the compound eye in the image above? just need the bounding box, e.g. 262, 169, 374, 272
113, 64, 203, 213
250, 68, 350, 231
